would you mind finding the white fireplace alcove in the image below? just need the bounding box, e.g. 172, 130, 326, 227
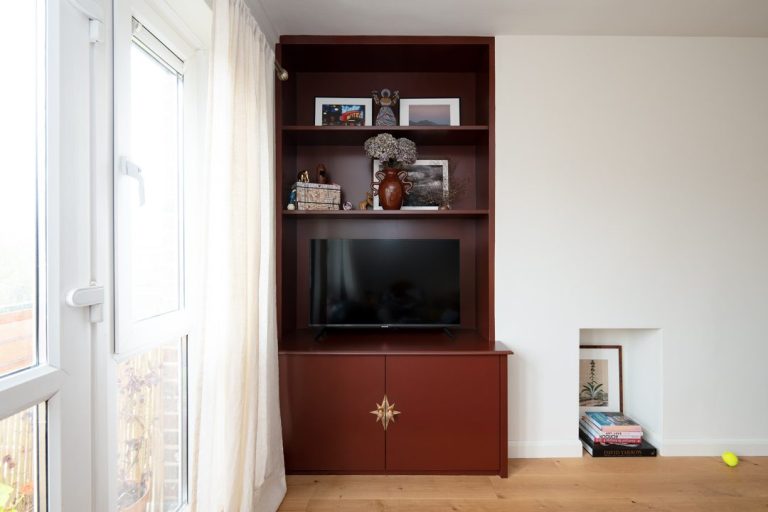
579, 328, 663, 451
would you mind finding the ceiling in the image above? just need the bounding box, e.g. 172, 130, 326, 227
253, 0, 768, 38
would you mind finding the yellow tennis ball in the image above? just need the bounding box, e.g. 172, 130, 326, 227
721, 451, 739, 467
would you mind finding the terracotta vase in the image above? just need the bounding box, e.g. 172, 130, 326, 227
372, 168, 413, 210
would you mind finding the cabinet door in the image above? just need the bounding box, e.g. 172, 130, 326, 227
386, 355, 500, 472
279, 355, 385, 471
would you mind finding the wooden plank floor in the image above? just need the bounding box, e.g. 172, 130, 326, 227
279, 456, 768, 511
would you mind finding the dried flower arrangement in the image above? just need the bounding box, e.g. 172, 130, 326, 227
423, 174, 470, 209
363, 133, 417, 169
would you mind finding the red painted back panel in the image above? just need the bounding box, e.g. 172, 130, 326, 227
385, 355, 500, 471
279, 354, 385, 471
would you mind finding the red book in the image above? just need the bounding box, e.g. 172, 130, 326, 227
592, 437, 642, 446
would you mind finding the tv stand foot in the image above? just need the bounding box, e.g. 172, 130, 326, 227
442, 327, 455, 339
313, 327, 327, 341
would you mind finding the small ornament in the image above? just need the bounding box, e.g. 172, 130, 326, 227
358, 192, 373, 210
316, 164, 329, 184
372, 88, 399, 126
297, 169, 311, 183
286, 203, 296, 210
343, 201, 353, 211
287, 184, 297, 207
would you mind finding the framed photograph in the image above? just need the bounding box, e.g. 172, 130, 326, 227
373, 159, 449, 210
399, 98, 460, 126
579, 345, 623, 414
314, 97, 373, 126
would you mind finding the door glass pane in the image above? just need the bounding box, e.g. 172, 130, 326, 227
0, 404, 47, 512
0, 0, 44, 378
129, 38, 183, 321
117, 340, 184, 512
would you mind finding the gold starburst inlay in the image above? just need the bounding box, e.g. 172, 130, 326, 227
370, 395, 401, 431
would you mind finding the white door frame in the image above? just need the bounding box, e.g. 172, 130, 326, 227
0, 0, 104, 509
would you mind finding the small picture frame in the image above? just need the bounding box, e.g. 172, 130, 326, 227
373, 159, 449, 210
314, 97, 373, 126
579, 345, 623, 414
399, 98, 460, 126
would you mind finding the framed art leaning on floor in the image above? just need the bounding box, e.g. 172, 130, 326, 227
579, 345, 623, 413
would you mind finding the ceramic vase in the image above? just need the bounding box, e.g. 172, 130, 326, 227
372, 168, 412, 210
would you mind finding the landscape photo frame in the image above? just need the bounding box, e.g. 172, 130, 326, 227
314, 97, 373, 126
372, 159, 449, 210
399, 98, 460, 126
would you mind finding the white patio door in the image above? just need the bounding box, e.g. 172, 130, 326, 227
0, 0, 100, 510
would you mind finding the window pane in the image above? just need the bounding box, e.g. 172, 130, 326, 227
117, 341, 184, 512
129, 40, 183, 321
0, 405, 47, 512
0, 0, 43, 377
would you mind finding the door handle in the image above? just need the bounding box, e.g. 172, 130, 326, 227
370, 395, 401, 431
120, 157, 146, 205
66, 283, 104, 323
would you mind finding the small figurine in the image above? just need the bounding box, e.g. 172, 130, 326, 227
287, 183, 297, 210
343, 201, 353, 211
297, 169, 311, 183
372, 88, 399, 126
316, 164, 329, 184
358, 192, 373, 210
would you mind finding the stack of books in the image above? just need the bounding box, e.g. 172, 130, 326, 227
579, 411, 657, 457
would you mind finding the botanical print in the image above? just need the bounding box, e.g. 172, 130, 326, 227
580, 358, 609, 407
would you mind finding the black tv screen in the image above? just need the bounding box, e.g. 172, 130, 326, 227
310, 239, 460, 327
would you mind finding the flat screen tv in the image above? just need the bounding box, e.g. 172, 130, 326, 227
310, 239, 460, 328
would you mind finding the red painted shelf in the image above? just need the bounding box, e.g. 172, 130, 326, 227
279, 329, 512, 355
283, 209, 489, 219
281, 125, 489, 145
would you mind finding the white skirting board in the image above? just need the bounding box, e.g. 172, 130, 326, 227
661, 439, 768, 457
508, 440, 583, 458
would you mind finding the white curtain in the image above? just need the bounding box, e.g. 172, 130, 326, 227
190, 0, 286, 510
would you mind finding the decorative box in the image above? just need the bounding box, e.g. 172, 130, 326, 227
296, 182, 341, 210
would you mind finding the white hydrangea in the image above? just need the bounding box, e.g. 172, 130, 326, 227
364, 133, 418, 168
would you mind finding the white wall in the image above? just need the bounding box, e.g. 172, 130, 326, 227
495, 36, 768, 457
244, 0, 279, 46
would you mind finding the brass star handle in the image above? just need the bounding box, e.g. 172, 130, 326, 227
370, 395, 401, 431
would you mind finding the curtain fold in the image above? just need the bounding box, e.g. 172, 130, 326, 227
190, 0, 285, 510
